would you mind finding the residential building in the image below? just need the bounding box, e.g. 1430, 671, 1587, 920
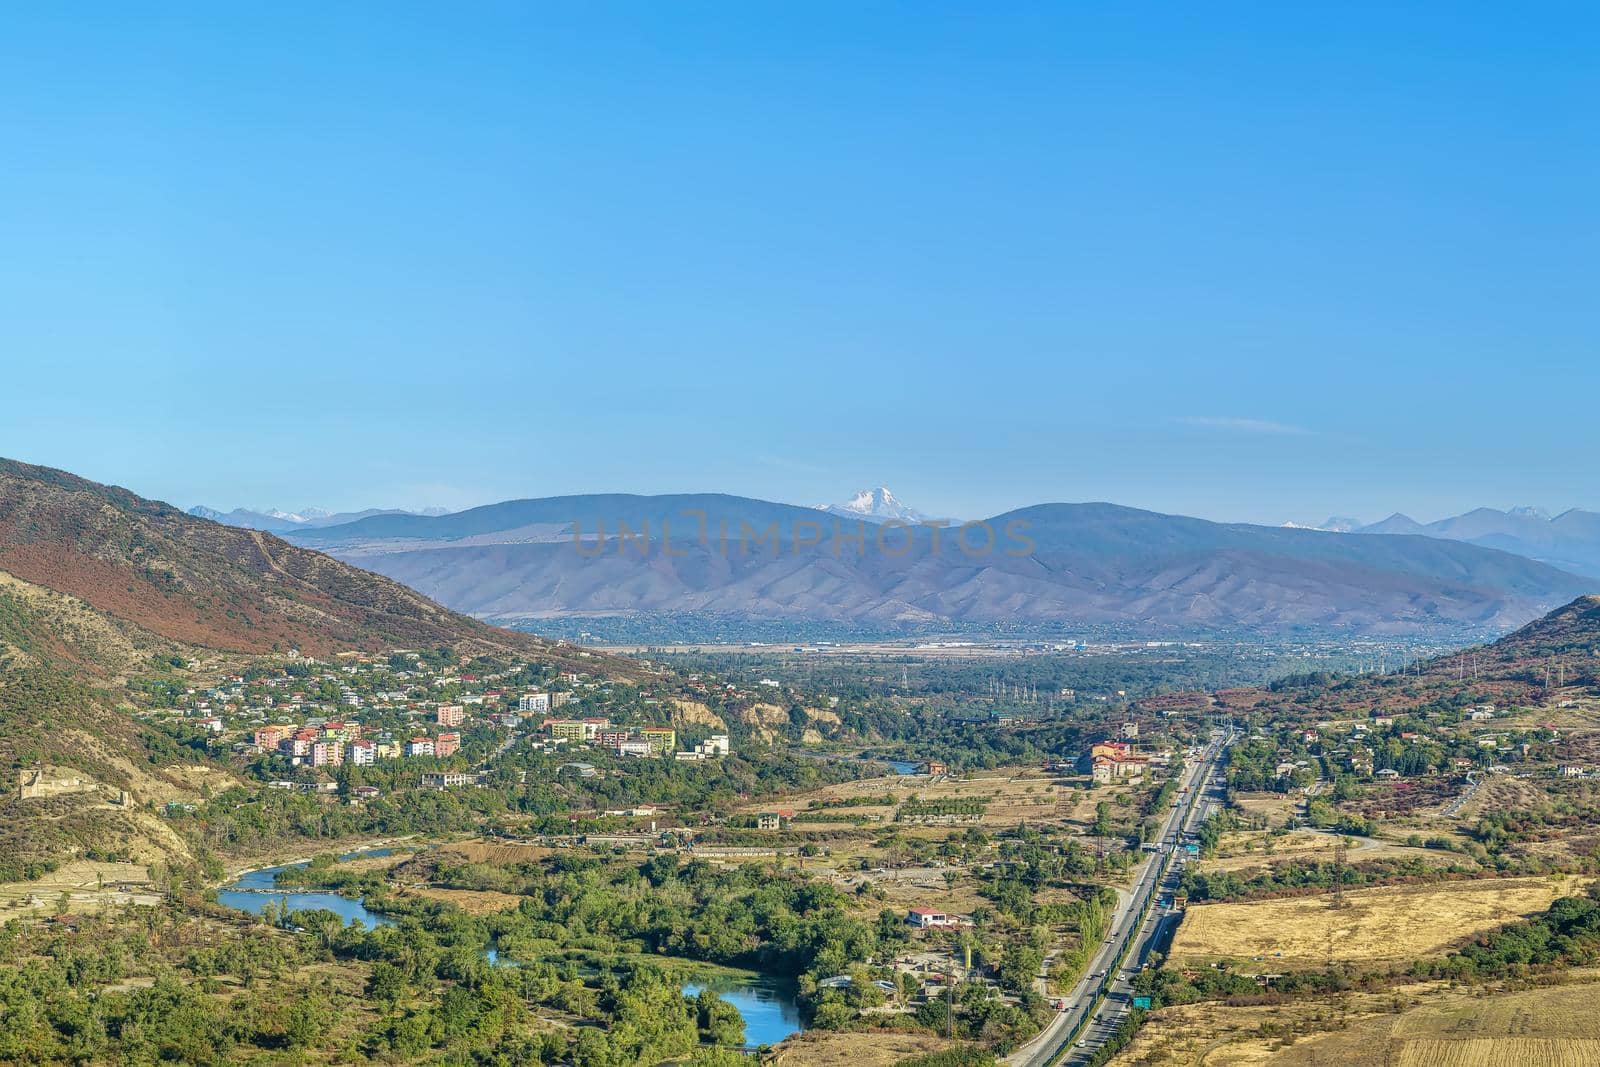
255, 725, 290, 749
907, 907, 954, 928
1091, 740, 1135, 761
349, 739, 377, 765
1092, 751, 1149, 783
436, 704, 466, 727
518, 692, 551, 714
546, 719, 588, 743
434, 732, 461, 758
421, 772, 476, 789
406, 737, 435, 757
695, 734, 731, 757
641, 727, 676, 754
311, 741, 344, 767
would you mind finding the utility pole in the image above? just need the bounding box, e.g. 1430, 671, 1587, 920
1331, 837, 1347, 910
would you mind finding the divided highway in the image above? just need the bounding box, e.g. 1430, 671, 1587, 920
1007, 727, 1234, 1067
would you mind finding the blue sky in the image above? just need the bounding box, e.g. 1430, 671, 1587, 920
2, 3, 1596, 524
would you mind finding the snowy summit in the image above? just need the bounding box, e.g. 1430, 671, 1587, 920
816, 486, 929, 523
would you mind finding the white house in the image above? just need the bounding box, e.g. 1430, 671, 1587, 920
907, 907, 954, 928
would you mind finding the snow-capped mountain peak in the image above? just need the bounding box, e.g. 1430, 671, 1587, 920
815, 486, 929, 523
1281, 516, 1363, 533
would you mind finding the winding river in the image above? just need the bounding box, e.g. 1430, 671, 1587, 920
220, 851, 804, 1046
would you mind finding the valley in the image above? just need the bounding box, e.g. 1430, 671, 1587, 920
3, 461, 1600, 1067
9, 9, 1593, 1063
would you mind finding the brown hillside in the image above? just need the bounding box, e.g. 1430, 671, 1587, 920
0, 458, 544, 658
1485, 594, 1600, 673
1226, 594, 1600, 723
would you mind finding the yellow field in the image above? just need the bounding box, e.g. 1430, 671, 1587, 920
1392, 1039, 1600, 1066
1169, 875, 1583, 969
1109, 975, 1600, 1067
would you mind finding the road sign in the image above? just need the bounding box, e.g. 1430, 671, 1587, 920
1133, 996, 1152, 1009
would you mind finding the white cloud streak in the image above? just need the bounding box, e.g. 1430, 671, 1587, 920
1175, 416, 1314, 436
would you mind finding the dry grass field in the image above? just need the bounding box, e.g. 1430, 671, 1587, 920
768, 1028, 957, 1066
1278, 979, 1600, 1067
740, 767, 1111, 830
1169, 875, 1583, 970
1231, 791, 1303, 829
0, 859, 160, 917
403, 886, 525, 913
1200, 829, 1471, 876
435, 841, 556, 865
1108, 975, 1600, 1067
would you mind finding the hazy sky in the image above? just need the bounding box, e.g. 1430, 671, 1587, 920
3, 4, 1596, 525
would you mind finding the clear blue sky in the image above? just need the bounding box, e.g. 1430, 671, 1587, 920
3, 3, 1596, 524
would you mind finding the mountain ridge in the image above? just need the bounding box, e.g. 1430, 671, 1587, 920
0, 458, 542, 658
286, 492, 1595, 637
1353, 505, 1600, 578
187, 503, 453, 533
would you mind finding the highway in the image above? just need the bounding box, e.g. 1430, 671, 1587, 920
1007, 726, 1234, 1067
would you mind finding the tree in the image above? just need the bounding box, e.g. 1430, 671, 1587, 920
367, 960, 406, 1010
695, 990, 745, 1046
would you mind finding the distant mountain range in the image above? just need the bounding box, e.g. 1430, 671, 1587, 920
188, 503, 453, 533
282, 492, 1595, 637
1285, 506, 1600, 580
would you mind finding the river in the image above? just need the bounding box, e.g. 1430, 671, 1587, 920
222, 854, 803, 1046
682, 974, 804, 1046
216, 849, 397, 928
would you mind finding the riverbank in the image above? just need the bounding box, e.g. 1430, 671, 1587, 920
216, 833, 427, 888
